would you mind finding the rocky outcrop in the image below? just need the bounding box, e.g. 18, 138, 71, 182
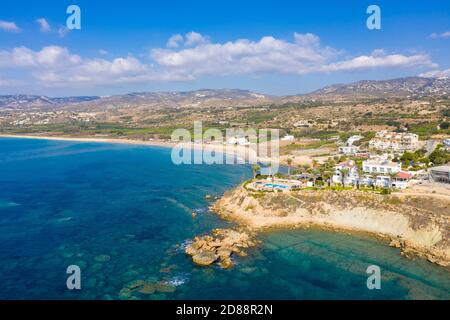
185, 229, 257, 269
212, 186, 450, 268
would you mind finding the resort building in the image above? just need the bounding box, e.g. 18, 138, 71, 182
362, 157, 402, 175
430, 166, 450, 184
338, 145, 360, 156
332, 160, 360, 185
369, 131, 420, 152
392, 172, 412, 189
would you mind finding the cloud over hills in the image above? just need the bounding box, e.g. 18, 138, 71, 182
0, 32, 441, 89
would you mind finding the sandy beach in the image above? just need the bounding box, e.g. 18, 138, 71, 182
0, 134, 283, 166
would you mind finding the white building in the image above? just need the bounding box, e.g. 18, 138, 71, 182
332, 160, 360, 185
294, 120, 316, 128
227, 137, 250, 146
338, 135, 363, 155
369, 131, 420, 152
338, 145, 360, 156
281, 135, 295, 142
347, 135, 363, 146
373, 172, 412, 189
363, 157, 402, 175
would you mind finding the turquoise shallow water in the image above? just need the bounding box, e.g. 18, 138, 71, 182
0, 137, 448, 300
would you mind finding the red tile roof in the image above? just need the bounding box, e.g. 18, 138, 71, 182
397, 172, 412, 179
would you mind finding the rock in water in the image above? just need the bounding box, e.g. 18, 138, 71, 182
94, 254, 111, 262
126, 279, 145, 289
138, 284, 156, 295
219, 257, 234, 269
186, 228, 257, 268
192, 252, 219, 266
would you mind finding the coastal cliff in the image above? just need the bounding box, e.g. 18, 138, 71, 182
211, 186, 450, 268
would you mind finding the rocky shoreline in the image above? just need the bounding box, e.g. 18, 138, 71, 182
194, 184, 450, 268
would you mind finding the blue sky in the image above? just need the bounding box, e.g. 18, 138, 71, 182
0, 0, 449, 96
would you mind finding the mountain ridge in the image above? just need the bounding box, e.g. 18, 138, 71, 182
1, 77, 449, 110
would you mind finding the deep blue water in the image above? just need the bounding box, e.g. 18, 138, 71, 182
0, 137, 448, 300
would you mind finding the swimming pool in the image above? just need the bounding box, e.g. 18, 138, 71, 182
263, 183, 289, 189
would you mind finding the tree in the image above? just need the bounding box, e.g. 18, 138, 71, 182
388, 172, 397, 190
357, 167, 364, 190
322, 170, 333, 188
312, 169, 321, 187
287, 158, 293, 176
302, 164, 311, 173
252, 165, 260, 179
370, 173, 378, 191
429, 145, 450, 165
312, 159, 319, 169
340, 168, 350, 188
268, 163, 274, 183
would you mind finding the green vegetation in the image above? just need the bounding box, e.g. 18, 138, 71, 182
429, 144, 450, 165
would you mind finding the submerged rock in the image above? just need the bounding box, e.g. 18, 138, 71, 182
126, 279, 145, 289
118, 288, 132, 300
94, 255, 111, 263
156, 282, 177, 293
138, 284, 156, 295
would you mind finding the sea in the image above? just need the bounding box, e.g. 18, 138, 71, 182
0, 137, 448, 300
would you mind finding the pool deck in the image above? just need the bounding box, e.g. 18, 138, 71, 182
247, 178, 303, 191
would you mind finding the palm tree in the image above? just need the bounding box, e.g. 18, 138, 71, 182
312, 159, 319, 169
340, 168, 349, 188
388, 172, 397, 191
302, 164, 311, 173
356, 167, 364, 190
311, 168, 321, 187
268, 162, 274, 183
252, 165, 260, 179
370, 172, 378, 191
287, 158, 293, 176
322, 170, 333, 188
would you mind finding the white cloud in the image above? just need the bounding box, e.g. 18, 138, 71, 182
185, 32, 209, 46
36, 18, 51, 33
0, 33, 439, 89
57, 26, 70, 38
419, 68, 450, 78
167, 34, 183, 48
318, 54, 435, 73
151, 33, 433, 77
166, 32, 210, 48
0, 20, 20, 33
0, 45, 191, 88
0, 46, 81, 68
98, 49, 109, 55
293, 32, 320, 46
429, 31, 450, 39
